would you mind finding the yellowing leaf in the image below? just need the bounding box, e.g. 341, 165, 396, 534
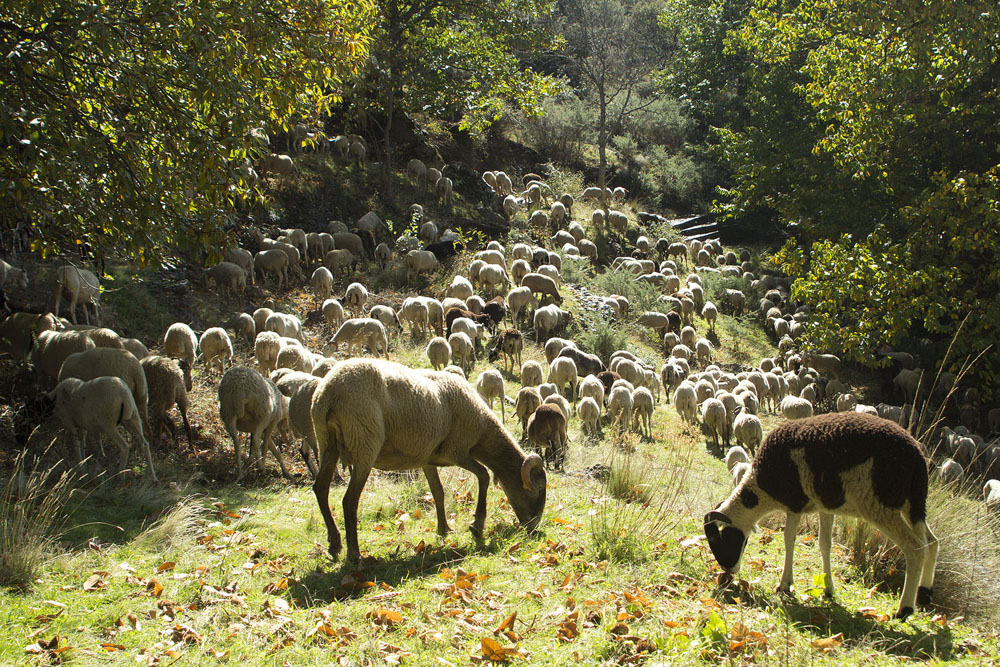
811, 633, 844, 652
82, 574, 106, 591
481, 637, 508, 662
157, 561, 177, 573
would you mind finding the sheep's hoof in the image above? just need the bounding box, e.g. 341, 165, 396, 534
823, 590, 834, 599
327, 539, 342, 559
468, 524, 484, 541
917, 587, 933, 607
894, 606, 914, 620
775, 585, 793, 597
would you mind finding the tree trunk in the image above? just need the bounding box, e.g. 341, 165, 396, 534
597, 81, 609, 231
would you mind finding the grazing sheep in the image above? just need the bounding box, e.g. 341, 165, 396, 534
938, 458, 964, 485
276, 343, 316, 373
731, 461, 751, 487
514, 387, 543, 437
476, 369, 507, 421
521, 272, 562, 305
701, 398, 729, 448
254, 331, 282, 374
343, 282, 369, 316
507, 286, 538, 325
324, 248, 356, 277
526, 403, 568, 470
548, 356, 578, 403
556, 346, 604, 378
53, 265, 101, 325
264, 312, 303, 341
448, 332, 475, 372
397, 298, 430, 337
218, 367, 291, 479
198, 327, 234, 375
310, 359, 547, 561
607, 210, 628, 237
252, 307, 273, 334
57, 347, 152, 439
984, 479, 1000, 506
533, 304, 572, 342
205, 261, 247, 296
368, 305, 401, 335
121, 338, 150, 360
374, 242, 391, 270
704, 413, 938, 619
521, 360, 544, 387
479, 264, 511, 298
349, 140, 366, 166
254, 249, 289, 287
225, 313, 256, 345
578, 397, 602, 437
631, 387, 654, 436
436, 176, 454, 206
322, 299, 346, 329
333, 232, 366, 261
408, 158, 428, 184
487, 329, 523, 372
447, 275, 475, 300
732, 413, 764, 454
49, 376, 154, 478
0, 312, 59, 362
141, 355, 193, 447
0, 258, 28, 291
405, 249, 439, 284
780, 395, 814, 420
725, 445, 749, 471
607, 385, 634, 430
674, 381, 697, 423
328, 318, 389, 357
310, 267, 334, 301
426, 337, 452, 370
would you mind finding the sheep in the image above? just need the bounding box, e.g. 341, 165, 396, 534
405, 249, 439, 284
426, 337, 452, 370
284, 377, 324, 479
350, 139, 366, 166
0, 312, 59, 362
450, 316, 487, 352
674, 381, 697, 423
310, 267, 334, 301
198, 327, 234, 375
343, 282, 369, 316
436, 176, 454, 206
140, 355, 193, 447
548, 356, 578, 404
731, 461, 751, 487
938, 458, 964, 485
407, 158, 428, 184
224, 313, 255, 346
419, 221, 439, 246
556, 347, 604, 378
701, 398, 729, 448
466, 295, 486, 315
57, 347, 152, 439
521, 272, 562, 305
254, 249, 289, 287
328, 318, 389, 357
324, 248, 356, 277
447, 332, 475, 372
476, 369, 507, 421
0, 258, 28, 291
264, 312, 303, 341
984, 479, 1000, 506
631, 387, 654, 436
122, 338, 150, 360
254, 331, 282, 374
704, 412, 938, 619
374, 243, 391, 270
526, 403, 568, 470
49, 376, 154, 477
368, 305, 402, 335
732, 412, 764, 454
397, 298, 430, 337
482, 296, 507, 331
511, 387, 543, 439
447, 275, 474, 300
579, 239, 598, 262
802, 352, 842, 380
205, 261, 247, 296
218, 367, 291, 479
578, 397, 602, 437
780, 395, 814, 420
310, 358, 547, 561
521, 360, 544, 387
533, 304, 572, 342
487, 329, 523, 372
53, 265, 101, 325
507, 286, 538, 325
276, 343, 316, 373
894, 368, 923, 404
607, 385, 634, 430
725, 445, 749, 471
606, 210, 628, 237
836, 393, 859, 413
252, 307, 273, 334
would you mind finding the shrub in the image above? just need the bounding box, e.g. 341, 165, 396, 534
638, 145, 707, 211
577, 314, 629, 364
518, 93, 593, 164
592, 268, 662, 315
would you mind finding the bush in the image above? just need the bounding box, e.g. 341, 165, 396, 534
637, 145, 707, 211
518, 93, 593, 165
577, 314, 629, 363
592, 268, 662, 315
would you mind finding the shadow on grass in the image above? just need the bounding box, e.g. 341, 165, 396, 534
293, 521, 535, 605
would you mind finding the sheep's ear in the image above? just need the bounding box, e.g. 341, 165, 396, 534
706, 510, 731, 525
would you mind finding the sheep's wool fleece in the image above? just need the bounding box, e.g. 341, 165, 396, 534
752, 413, 927, 524
313, 359, 507, 471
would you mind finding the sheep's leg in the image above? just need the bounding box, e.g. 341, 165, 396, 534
422, 465, 451, 535
227, 423, 245, 478
312, 447, 343, 558
342, 465, 372, 562
917, 522, 938, 607
454, 454, 491, 540
262, 426, 292, 480
68, 289, 79, 324
818, 512, 835, 598
179, 404, 193, 446
300, 437, 319, 478
777, 512, 801, 594
106, 425, 130, 474
875, 516, 927, 618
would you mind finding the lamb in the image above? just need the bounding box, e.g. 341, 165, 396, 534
607, 385, 634, 430
140, 355, 193, 446
521, 360, 544, 387
674, 381, 697, 423
328, 318, 389, 357
507, 286, 538, 325
780, 395, 814, 420
521, 272, 563, 306
205, 261, 247, 296
448, 332, 475, 372
254, 249, 289, 287
426, 337, 452, 370
254, 331, 283, 374
397, 298, 430, 337
578, 396, 602, 437
310, 267, 334, 301
218, 367, 292, 479
732, 412, 764, 454
704, 413, 938, 619
322, 299, 346, 329
547, 356, 578, 403
57, 347, 152, 439
198, 327, 234, 375
49, 376, 154, 478
405, 249, 439, 284
53, 265, 101, 325
701, 398, 729, 448
310, 359, 547, 561
631, 387, 654, 436
526, 403, 568, 470
343, 282, 369, 316
533, 304, 572, 342
476, 369, 507, 421
725, 445, 749, 471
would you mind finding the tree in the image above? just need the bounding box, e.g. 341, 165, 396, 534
350, 0, 559, 191
559, 0, 665, 214
1, 0, 373, 265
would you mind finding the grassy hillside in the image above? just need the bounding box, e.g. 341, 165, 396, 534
2, 151, 1000, 666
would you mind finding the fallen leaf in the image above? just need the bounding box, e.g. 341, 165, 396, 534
147, 578, 164, 597
82, 574, 106, 591
481, 637, 508, 662
157, 561, 177, 573
811, 633, 843, 652
494, 611, 517, 635
368, 608, 404, 626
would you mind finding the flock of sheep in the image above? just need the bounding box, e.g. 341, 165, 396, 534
0, 153, 995, 620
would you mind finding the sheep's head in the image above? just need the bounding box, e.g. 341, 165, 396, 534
502, 453, 546, 532
704, 510, 747, 573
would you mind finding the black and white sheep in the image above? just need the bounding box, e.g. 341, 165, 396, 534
704, 412, 938, 619
310, 359, 547, 561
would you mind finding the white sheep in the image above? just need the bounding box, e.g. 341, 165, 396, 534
310, 358, 547, 561
57, 347, 152, 439
631, 387, 654, 436
578, 396, 602, 437
29, 329, 95, 386
205, 261, 247, 296
984, 479, 1000, 506
607, 385, 634, 430
533, 304, 571, 342
397, 297, 430, 337
520, 360, 544, 387
547, 356, 578, 403
276, 343, 316, 373
674, 381, 697, 423
405, 249, 439, 284
322, 299, 346, 329
141, 355, 192, 446
49, 376, 154, 478
447, 275, 474, 300
780, 395, 814, 420
478, 264, 510, 298
507, 286, 538, 325
701, 398, 729, 448
436, 176, 454, 206
705, 413, 938, 619
448, 332, 474, 372
198, 327, 233, 375
724, 445, 750, 471
53, 265, 101, 325
225, 313, 255, 346
324, 248, 355, 278
732, 412, 763, 454
253, 249, 289, 287
938, 458, 964, 485
476, 369, 507, 421
254, 331, 282, 374
218, 367, 291, 479
328, 318, 388, 357
426, 336, 451, 370
0, 258, 28, 291
311, 267, 334, 301
579, 374, 605, 407
730, 461, 751, 487
265, 312, 303, 341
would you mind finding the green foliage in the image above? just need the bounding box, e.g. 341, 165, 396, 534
519, 93, 593, 164
1, 0, 373, 265
637, 145, 706, 210
593, 268, 662, 315
577, 314, 629, 363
